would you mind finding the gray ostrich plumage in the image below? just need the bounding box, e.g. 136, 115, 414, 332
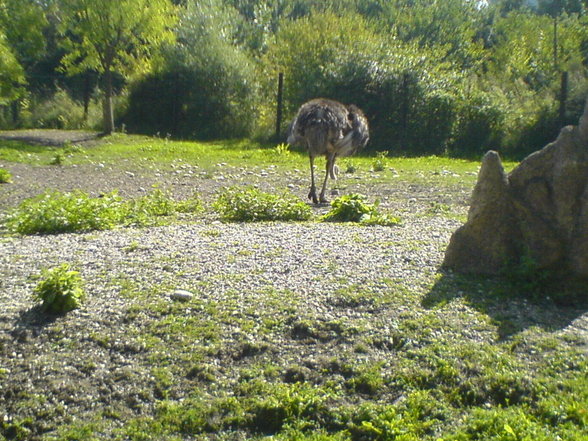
287, 98, 369, 204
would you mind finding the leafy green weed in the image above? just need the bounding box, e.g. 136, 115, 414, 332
214, 186, 312, 222
4, 188, 202, 235
321, 194, 400, 226
34, 263, 86, 314
0, 168, 12, 183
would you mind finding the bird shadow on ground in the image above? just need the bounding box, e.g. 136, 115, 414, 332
422, 270, 588, 340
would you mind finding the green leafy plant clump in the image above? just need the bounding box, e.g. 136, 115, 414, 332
372, 151, 389, 172
214, 186, 312, 222
4, 190, 126, 234
34, 264, 86, 314
0, 167, 12, 183
4, 187, 202, 235
321, 194, 400, 226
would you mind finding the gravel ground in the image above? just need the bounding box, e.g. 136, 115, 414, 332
1, 132, 586, 439
0, 213, 458, 438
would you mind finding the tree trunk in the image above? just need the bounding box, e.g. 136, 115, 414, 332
102, 68, 114, 134
11, 100, 19, 125
83, 72, 91, 124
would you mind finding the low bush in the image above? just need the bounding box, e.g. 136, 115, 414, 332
321, 194, 400, 226
34, 264, 86, 314
25, 88, 102, 130
214, 186, 312, 222
50, 152, 65, 166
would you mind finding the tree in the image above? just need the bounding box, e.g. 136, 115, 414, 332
124, 0, 259, 139
377, 0, 486, 69
0, 0, 48, 68
0, 0, 47, 111
58, 0, 177, 133
537, 0, 586, 15
0, 31, 24, 105
263, 11, 461, 152
489, 10, 584, 87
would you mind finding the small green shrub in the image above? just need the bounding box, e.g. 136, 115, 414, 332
50, 152, 65, 166
348, 395, 445, 441
321, 194, 376, 223
444, 406, 554, 441
344, 161, 358, 174
26, 88, 102, 130
248, 382, 332, 433
372, 151, 388, 172
0, 168, 12, 183
321, 194, 400, 226
274, 143, 291, 156
132, 187, 177, 217
132, 187, 203, 218
214, 186, 312, 222
34, 264, 86, 314
346, 364, 385, 396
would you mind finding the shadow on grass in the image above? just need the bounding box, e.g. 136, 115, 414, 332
10, 304, 62, 343
423, 270, 588, 340
0, 130, 102, 147
0, 139, 58, 154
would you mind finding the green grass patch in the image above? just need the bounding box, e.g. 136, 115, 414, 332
0, 134, 516, 187
8, 133, 585, 441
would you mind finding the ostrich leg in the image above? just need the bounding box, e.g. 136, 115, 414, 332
319, 152, 336, 203
308, 155, 318, 204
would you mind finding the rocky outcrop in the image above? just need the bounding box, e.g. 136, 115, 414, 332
444, 98, 588, 277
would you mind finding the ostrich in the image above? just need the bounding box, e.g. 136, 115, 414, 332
287, 98, 369, 204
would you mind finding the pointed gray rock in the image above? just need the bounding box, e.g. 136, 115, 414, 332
444, 97, 588, 278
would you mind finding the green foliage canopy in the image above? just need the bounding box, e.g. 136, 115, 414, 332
124, 0, 259, 139
0, 31, 24, 104
58, 0, 177, 132
58, 0, 177, 76
0, 0, 46, 104
0, 0, 47, 67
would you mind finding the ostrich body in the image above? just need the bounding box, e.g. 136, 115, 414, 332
287, 98, 369, 204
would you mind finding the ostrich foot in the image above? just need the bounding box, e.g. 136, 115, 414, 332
308, 188, 319, 204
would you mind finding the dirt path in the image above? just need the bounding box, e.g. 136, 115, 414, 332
0, 129, 101, 147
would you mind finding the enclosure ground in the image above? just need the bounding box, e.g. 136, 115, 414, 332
0, 132, 586, 441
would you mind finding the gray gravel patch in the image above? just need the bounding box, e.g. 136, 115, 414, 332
0, 214, 458, 436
